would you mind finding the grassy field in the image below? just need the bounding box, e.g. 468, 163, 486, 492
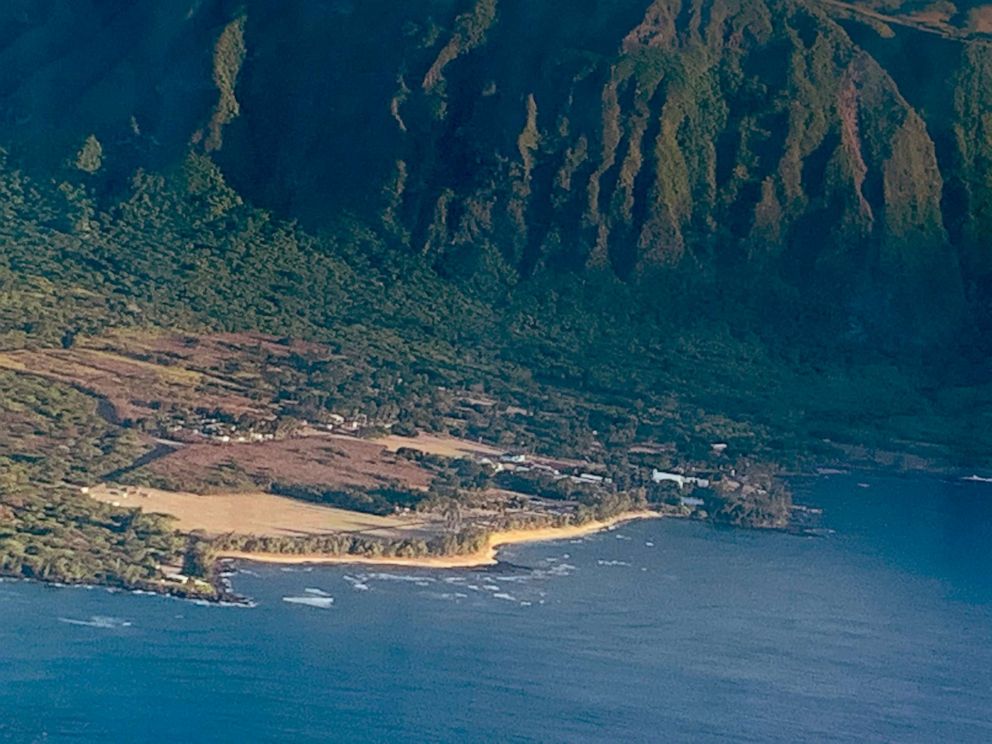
88, 484, 432, 539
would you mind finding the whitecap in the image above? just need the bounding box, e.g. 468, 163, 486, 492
365, 572, 436, 584
492, 592, 516, 601
282, 596, 334, 609
304, 588, 332, 597
645, 542, 655, 547
423, 591, 459, 601
962, 474, 992, 484
597, 560, 630, 567
343, 576, 371, 591
58, 616, 132, 629
493, 574, 531, 583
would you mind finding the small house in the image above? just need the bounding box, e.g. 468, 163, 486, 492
652, 469, 710, 489
577, 473, 605, 484
501, 454, 528, 464
652, 470, 687, 487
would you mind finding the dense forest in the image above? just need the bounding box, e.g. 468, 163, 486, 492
3, 0, 989, 335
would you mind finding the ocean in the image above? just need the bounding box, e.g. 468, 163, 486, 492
2, 473, 990, 743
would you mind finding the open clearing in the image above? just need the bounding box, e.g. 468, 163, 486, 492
375, 432, 504, 458
140, 435, 434, 493
89, 484, 436, 539
0, 331, 332, 425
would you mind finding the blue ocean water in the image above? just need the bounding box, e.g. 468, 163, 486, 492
1, 473, 991, 743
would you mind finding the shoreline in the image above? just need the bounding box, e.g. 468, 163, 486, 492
214, 510, 663, 570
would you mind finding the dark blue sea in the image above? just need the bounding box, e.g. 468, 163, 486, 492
2, 474, 991, 743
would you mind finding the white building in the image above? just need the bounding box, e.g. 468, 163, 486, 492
577, 473, 605, 484
501, 454, 528, 464
652, 470, 710, 488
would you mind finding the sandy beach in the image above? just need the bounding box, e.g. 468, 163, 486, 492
215, 510, 663, 569
89, 484, 662, 570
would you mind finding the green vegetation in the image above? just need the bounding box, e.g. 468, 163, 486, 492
211, 526, 489, 561
75, 135, 104, 174
209, 488, 653, 562
203, 16, 247, 152
422, 0, 498, 94
0, 146, 985, 594
0, 371, 216, 598
269, 483, 424, 517
1, 0, 991, 597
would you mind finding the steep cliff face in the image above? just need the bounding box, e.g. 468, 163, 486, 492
0, 0, 241, 173
216, 0, 972, 310
951, 45, 992, 281
0, 0, 987, 332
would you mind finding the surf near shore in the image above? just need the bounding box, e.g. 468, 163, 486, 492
215, 511, 663, 570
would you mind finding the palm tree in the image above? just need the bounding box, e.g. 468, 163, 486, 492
443, 499, 463, 532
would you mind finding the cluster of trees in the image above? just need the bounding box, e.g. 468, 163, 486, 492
4, 146, 979, 473
208, 487, 653, 561
492, 471, 597, 501
269, 483, 424, 516
211, 527, 489, 559
704, 465, 793, 529
1, 118, 986, 595
0, 370, 218, 596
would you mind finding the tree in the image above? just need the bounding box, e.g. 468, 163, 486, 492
75, 135, 103, 173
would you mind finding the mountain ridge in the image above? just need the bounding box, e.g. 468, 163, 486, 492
0, 0, 988, 344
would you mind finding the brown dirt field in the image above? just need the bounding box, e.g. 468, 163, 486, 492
0, 346, 266, 423
0, 331, 335, 426
968, 6, 992, 33
142, 435, 434, 492
375, 432, 505, 458
372, 432, 593, 474
97, 329, 329, 362
89, 484, 435, 538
